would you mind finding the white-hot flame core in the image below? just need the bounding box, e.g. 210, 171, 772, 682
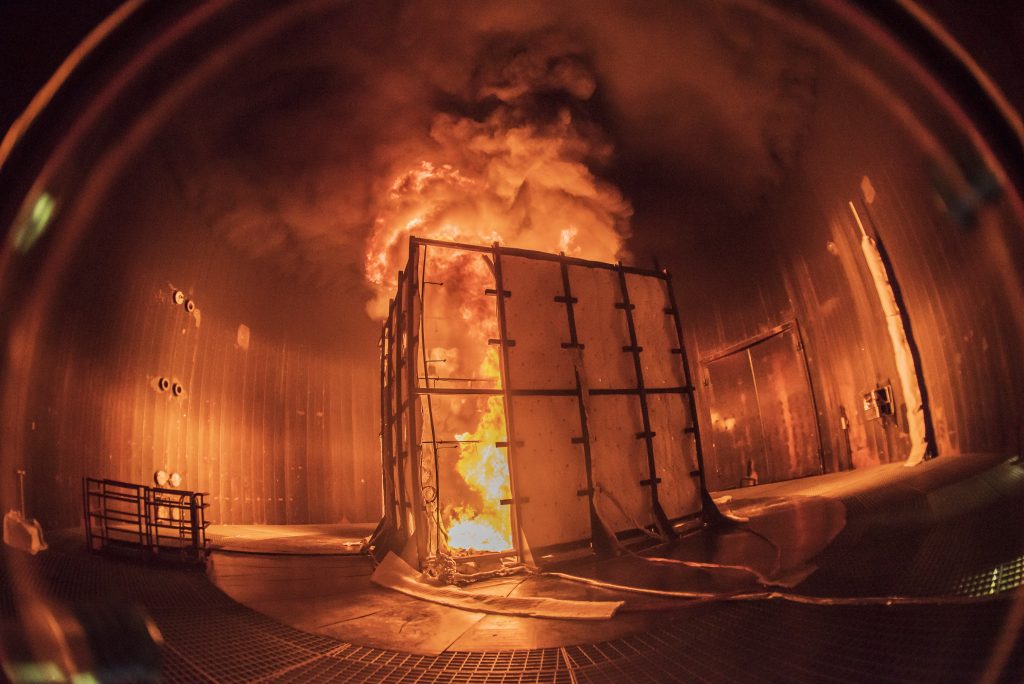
448, 394, 513, 551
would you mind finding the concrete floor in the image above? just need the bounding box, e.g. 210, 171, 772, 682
206, 452, 1024, 656
4, 452, 1024, 681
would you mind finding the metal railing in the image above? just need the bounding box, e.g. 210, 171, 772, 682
83, 477, 210, 561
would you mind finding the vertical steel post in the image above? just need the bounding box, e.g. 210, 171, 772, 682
391, 273, 408, 539
661, 269, 719, 520
616, 266, 673, 537
190, 496, 199, 558
491, 244, 526, 563
379, 323, 395, 528
381, 310, 402, 534
415, 243, 442, 561
82, 478, 92, 551
557, 260, 601, 548
405, 240, 429, 563
379, 325, 387, 517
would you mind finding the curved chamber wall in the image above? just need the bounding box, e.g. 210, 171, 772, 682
0, 0, 1022, 528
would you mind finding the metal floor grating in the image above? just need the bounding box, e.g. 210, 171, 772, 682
779, 456, 1024, 601
3, 546, 1024, 682
954, 555, 1024, 598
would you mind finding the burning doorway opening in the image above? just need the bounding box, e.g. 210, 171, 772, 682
379, 237, 710, 575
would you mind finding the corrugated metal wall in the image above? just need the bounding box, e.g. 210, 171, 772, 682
623, 43, 1024, 480
17, 155, 382, 529
25, 293, 381, 528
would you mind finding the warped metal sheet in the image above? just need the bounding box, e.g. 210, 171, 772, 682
586, 394, 657, 535
625, 274, 687, 389
501, 256, 575, 390
646, 393, 702, 520
510, 396, 591, 553
568, 266, 634, 390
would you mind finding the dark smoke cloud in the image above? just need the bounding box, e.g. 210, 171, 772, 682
363, 26, 635, 316
162, 0, 817, 317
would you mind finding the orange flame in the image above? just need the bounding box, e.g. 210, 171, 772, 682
363, 108, 632, 320
365, 53, 632, 554
365, 155, 628, 554
449, 390, 512, 552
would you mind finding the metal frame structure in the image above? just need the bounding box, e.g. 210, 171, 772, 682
83, 477, 210, 561
380, 237, 709, 570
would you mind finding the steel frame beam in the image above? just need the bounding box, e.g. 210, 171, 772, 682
380, 237, 711, 567
615, 265, 674, 537
490, 243, 527, 564
662, 270, 716, 523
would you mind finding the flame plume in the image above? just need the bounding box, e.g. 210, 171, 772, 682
365, 36, 631, 554
449, 392, 512, 552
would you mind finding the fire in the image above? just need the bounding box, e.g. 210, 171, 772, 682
362, 113, 632, 320
448, 390, 513, 552
443, 321, 513, 552
363, 38, 632, 556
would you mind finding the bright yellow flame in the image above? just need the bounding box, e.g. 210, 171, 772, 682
448, 391, 512, 552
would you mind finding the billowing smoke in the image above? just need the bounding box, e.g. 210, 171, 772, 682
164, 0, 817, 327
363, 31, 633, 319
